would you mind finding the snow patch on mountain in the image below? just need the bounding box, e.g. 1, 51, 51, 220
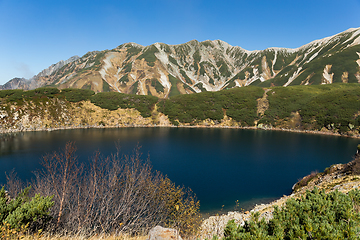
284, 67, 303, 87
154, 44, 169, 66
158, 69, 171, 96
322, 65, 334, 84
356, 52, 360, 68
306, 48, 322, 64
99, 53, 115, 80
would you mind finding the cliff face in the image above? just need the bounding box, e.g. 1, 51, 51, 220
2, 28, 360, 97
0, 99, 170, 133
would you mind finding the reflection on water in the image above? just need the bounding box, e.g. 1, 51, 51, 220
0, 127, 359, 213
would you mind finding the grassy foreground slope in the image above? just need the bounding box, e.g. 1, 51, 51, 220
1, 83, 360, 136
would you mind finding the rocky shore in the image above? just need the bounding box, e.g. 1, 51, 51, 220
1, 100, 360, 140
199, 160, 360, 239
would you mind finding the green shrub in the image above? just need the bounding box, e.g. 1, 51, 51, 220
123, 62, 132, 73
0, 90, 21, 98
180, 70, 193, 85
168, 74, 181, 97
137, 45, 159, 66
90, 92, 158, 117
0, 186, 53, 233
1, 88, 60, 103
149, 78, 165, 93
259, 83, 360, 131
158, 86, 263, 125
223, 188, 360, 239
60, 88, 95, 102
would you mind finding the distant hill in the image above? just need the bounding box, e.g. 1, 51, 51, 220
1, 28, 360, 97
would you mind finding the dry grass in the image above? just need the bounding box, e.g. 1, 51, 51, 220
21, 234, 147, 240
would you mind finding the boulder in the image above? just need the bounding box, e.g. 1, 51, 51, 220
147, 226, 183, 240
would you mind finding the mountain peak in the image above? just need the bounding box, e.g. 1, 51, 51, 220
2, 28, 360, 96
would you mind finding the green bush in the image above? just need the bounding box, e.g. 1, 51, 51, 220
0, 87, 61, 103
158, 86, 263, 125
149, 78, 165, 93
0, 186, 53, 232
168, 74, 181, 97
259, 83, 360, 131
223, 188, 360, 239
90, 92, 158, 117
60, 88, 95, 102
0, 90, 22, 98
137, 45, 159, 66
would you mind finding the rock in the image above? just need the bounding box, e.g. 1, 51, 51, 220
147, 226, 183, 240
200, 211, 245, 240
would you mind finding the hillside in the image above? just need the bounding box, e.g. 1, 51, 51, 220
1, 28, 360, 97
1, 84, 360, 136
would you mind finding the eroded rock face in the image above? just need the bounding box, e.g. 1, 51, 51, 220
3, 28, 360, 95
147, 226, 183, 240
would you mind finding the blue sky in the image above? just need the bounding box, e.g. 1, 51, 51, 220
0, 0, 359, 85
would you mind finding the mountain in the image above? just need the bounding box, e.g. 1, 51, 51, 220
1, 56, 80, 90
1, 28, 360, 97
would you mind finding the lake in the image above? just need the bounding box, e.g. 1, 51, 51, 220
0, 127, 359, 214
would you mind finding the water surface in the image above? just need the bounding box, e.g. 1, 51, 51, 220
0, 127, 358, 214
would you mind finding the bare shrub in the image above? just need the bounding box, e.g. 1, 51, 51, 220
343, 155, 360, 175
5, 170, 24, 199
293, 171, 318, 192
30, 142, 201, 237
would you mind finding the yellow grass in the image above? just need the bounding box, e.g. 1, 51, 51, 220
20, 234, 147, 240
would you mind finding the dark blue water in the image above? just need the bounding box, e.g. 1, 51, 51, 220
0, 127, 359, 214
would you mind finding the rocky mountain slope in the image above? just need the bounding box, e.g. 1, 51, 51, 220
1, 28, 360, 97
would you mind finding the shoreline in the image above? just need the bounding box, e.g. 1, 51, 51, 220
2, 123, 360, 239
1, 123, 360, 139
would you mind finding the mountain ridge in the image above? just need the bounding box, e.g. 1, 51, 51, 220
2, 27, 360, 97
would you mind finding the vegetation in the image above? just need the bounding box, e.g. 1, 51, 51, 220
216, 59, 231, 78
0, 88, 61, 104
180, 70, 193, 85
90, 92, 158, 118
158, 86, 263, 126
223, 188, 360, 239
259, 83, 360, 133
2, 143, 201, 238
126, 45, 142, 58
119, 74, 129, 85
137, 45, 159, 67
123, 62, 132, 73
92, 51, 107, 69
0, 186, 53, 238
148, 78, 164, 93
102, 80, 111, 92
169, 56, 178, 66
168, 74, 181, 97
60, 88, 95, 102
2, 83, 360, 135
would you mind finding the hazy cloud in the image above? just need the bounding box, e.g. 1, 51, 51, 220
15, 62, 35, 79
